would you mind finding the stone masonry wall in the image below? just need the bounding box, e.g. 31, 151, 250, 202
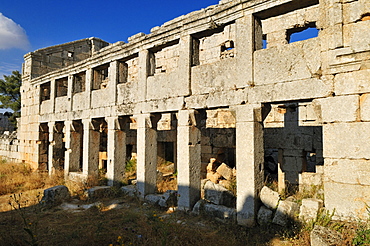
17, 0, 370, 224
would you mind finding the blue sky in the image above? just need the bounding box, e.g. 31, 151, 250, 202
0, 0, 219, 77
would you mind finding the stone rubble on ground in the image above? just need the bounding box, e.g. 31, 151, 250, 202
260, 186, 280, 210
40, 185, 71, 206
310, 225, 343, 246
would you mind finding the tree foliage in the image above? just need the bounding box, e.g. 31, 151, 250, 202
0, 70, 21, 127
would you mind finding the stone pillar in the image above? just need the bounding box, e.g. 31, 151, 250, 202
138, 50, 149, 101
136, 114, 157, 198
82, 119, 99, 177
235, 14, 256, 88
67, 75, 73, 112
47, 121, 55, 175
109, 61, 118, 105
64, 120, 83, 176
64, 120, 72, 177
106, 116, 127, 186
177, 109, 201, 210
235, 104, 264, 227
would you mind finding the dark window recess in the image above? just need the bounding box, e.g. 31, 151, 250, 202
220, 40, 235, 59
287, 23, 319, 43
73, 72, 86, 94
92, 64, 109, 90
148, 51, 156, 76
221, 40, 234, 52
118, 61, 128, 83
191, 37, 200, 66
40, 82, 51, 102
55, 77, 68, 97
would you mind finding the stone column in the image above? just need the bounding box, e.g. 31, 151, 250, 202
138, 50, 149, 101
106, 116, 127, 186
235, 104, 264, 227
82, 119, 99, 177
64, 120, 83, 176
177, 109, 201, 210
235, 14, 256, 88
136, 114, 157, 198
67, 75, 73, 112
47, 121, 55, 175
64, 120, 72, 177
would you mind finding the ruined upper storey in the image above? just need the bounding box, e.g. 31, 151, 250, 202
23, 38, 109, 80
21, 0, 370, 117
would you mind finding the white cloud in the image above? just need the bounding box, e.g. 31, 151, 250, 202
0, 13, 30, 50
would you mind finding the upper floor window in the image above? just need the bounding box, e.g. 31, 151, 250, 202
40, 82, 51, 102
92, 64, 109, 90
73, 71, 86, 94
55, 77, 68, 97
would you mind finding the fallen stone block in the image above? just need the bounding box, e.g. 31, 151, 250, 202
41, 185, 71, 206
299, 198, 323, 222
145, 194, 162, 206
121, 185, 138, 197
216, 163, 233, 180
257, 206, 273, 225
207, 158, 217, 172
272, 199, 299, 226
204, 180, 236, 207
158, 190, 178, 208
260, 186, 280, 209
192, 199, 236, 222
86, 186, 114, 200
206, 171, 222, 183
310, 225, 343, 246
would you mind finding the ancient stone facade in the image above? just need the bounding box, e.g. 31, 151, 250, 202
18, 0, 370, 225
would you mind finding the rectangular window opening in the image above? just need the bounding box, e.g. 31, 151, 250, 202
40, 82, 51, 102
92, 64, 109, 90
287, 22, 319, 44
55, 77, 68, 97
73, 71, 86, 94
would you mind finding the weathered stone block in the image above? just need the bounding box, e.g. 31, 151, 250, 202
310, 225, 342, 246
145, 194, 162, 205
204, 180, 235, 207
343, 21, 370, 52
323, 122, 370, 159
193, 199, 236, 222
216, 163, 233, 180
206, 172, 222, 183
324, 181, 370, 220
121, 185, 138, 197
86, 186, 114, 200
257, 206, 273, 225
41, 185, 71, 206
324, 159, 370, 186
334, 69, 370, 95
299, 198, 323, 222
272, 199, 299, 226
158, 190, 178, 208
315, 95, 359, 123
260, 186, 280, 210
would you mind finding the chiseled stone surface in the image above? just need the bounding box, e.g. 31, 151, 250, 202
272, 199, 300, 226
260, 186, 280, 210
310, 225, 343, 246
299, 198, 323, 222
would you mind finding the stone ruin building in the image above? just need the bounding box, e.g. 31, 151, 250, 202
13, 0, 370, 226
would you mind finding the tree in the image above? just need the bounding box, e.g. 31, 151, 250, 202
0, 70, 21, 128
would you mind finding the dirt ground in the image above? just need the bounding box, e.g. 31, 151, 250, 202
0, 191, 305, 246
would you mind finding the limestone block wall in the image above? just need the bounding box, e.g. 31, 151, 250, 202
17, 0, 370, 223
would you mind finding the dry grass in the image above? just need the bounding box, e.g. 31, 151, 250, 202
0, 161, 64, 196
0, 160, 366, 245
